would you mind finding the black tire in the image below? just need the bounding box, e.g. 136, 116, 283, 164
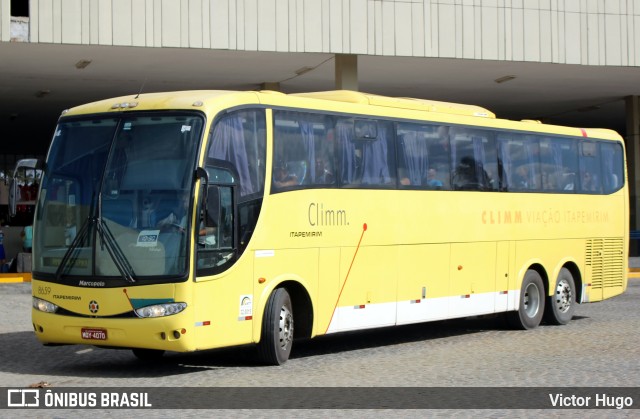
132, 348, 165, 361
257, 288, 294, 365
507, 269, 545, 330
544, 268, 576, 325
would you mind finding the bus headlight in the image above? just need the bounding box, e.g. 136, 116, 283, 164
135, 302, 187, 318
33, 297, 59, 313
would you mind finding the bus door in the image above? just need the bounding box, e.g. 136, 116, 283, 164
192, 176, 254, 349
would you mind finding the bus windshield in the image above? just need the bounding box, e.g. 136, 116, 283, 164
34, 112, 203, 282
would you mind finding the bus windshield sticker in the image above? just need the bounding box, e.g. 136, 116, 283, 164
136, 230, 160, 247
181, 125, 191, 133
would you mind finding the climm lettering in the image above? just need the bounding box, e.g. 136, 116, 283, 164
482, 210, 522, 224
308, 203, 349, 226
482, 209, 610, 225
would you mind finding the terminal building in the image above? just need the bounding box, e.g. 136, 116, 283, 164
0, 0, 639, 258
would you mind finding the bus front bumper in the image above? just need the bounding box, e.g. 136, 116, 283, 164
32, 309, 196, 352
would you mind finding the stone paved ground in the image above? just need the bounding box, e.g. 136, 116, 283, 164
1, 280, 638, 418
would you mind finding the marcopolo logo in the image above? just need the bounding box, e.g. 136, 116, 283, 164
89, 300, 99, 314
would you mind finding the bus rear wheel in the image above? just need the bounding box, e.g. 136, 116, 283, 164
257, 288, 294, 365
544, 268, 576, 325
508, 269, 545, 330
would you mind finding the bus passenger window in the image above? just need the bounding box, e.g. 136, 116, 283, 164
361, 121, 395, 187
579, 142, 602, 193
601, 142, 624, 193
539, 139, 562, 191
313, 122, 336, 185
450, 129, 496, 191
498, 136, 539, 191
397, 124, 431, 188
272, 110, 331, 191
341, 119, 395, 187
428, 126, 452, 189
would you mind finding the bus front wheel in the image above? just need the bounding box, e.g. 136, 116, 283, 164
508, 270, 545, 330
257, 288, 294, 365
544, 268, 576, 325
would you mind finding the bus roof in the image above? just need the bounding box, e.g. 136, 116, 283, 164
59, 89, 622, 141
60, 90, 256, 116
291, 90, 496, 119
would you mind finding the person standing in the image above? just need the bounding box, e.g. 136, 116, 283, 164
0, 227, 5, 265
21, 225, 33, 252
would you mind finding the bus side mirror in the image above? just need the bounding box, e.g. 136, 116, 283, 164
205, 184, 235, 249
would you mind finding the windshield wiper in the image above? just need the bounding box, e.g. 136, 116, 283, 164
55, 210, 137, 283
55, 215, 93, 280
96, 217, 136, 283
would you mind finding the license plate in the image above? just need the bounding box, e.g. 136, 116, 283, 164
81, 328, 107, 340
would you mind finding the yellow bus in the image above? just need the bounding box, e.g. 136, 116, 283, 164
22, 90, 627, 365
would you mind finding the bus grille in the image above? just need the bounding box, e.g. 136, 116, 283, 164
585, 238, 625, 289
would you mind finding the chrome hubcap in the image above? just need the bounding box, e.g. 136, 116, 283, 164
523, 282, 541, 318
278, 304, 294, 350
554, 279, 573, 313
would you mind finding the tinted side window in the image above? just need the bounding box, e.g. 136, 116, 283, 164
338, 118, 396, 188
272, 111, 336, 192
498, 135, 541, 191
601, 142, 624, 194
579, 142, 603, 193
450, 127, 498, 191
208, 110, 266, 199
396, 123, 449, 190
539, 138, 578, 192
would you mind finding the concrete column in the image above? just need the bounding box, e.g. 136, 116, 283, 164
0, 0, 10, 42
626, 96, 640, 232
335, 54, 358, 91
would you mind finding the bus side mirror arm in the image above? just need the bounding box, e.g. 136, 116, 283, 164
195, 167, 209, 184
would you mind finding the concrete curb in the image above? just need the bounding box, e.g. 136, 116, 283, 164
0, 273, 32, 283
